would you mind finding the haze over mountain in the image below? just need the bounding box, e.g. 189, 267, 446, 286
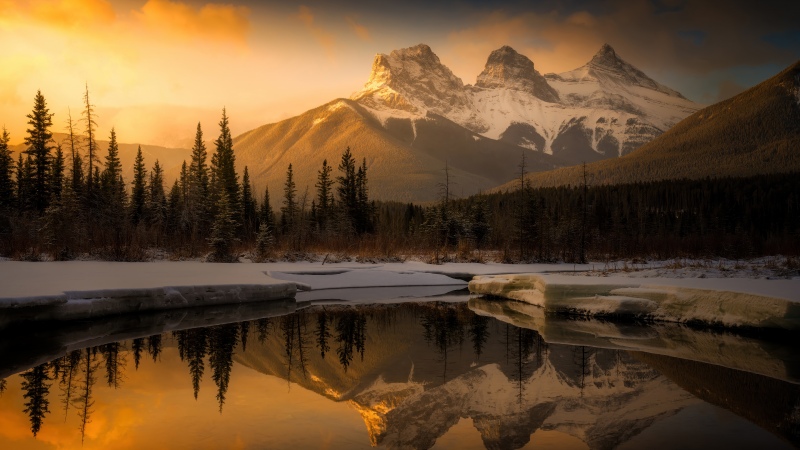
500, 59, 800, 189
233, 43, 697, 202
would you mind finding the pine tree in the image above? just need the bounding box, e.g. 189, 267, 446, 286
281, 163, 297, 233
0, 127, 14, 210
255, 185, 275, 259
65, 109, 83, 197
24, 90, 54, 213
188, 122, 209, 239
315, 159, 333, 231
356, 157, 371, 233
336, 147, 357, 233
148, 160, 167, 232
101, 128, 125, 209
211, 108, 239, 220
130, 146, 147, 225
82, 84, 98, 203
241, 166, 257, 239
17, 154, 34, 212
208, 191, 239, 262
51, 144, 65, 200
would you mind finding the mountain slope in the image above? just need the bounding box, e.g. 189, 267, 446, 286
499, 60, 800, 189
233, 98, 564, 203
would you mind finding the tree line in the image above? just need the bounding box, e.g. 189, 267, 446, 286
1, 90, 797, 262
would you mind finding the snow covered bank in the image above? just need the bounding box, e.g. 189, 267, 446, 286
469, 273, 800, 329
469, 297, 800, 384
0, 261, 297, 322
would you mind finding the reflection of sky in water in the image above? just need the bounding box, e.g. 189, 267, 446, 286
0, 302, 796, 449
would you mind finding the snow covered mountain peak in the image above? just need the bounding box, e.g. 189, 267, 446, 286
352, 43, 475, 119
557, 43, 687, 99
475, 45, 560, 103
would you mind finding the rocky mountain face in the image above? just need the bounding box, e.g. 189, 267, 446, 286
505, 59, 800, 189
352, 43, 699, 164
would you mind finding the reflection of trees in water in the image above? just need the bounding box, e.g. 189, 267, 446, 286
21, 363, 52, 437
315, 309, 332, 359
72, 347, 100, 443
175, 328, 209, 400
240, 321, 250, 352
131, 338, 144, 369
336, 310, 367, 373
56, 350, 82, 419
572, 346, 596, 395
147, 334, 162, 362
256, 318, 272, 344
101, 343, 125, 389
209, 324, 239, 413
420, 303, 467, 382
468, 313, 490, 360
504, 324, 547, 404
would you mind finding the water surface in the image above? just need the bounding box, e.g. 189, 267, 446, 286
0, 299, 798, 449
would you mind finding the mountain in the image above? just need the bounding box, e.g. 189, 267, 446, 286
353, 43, 698, 163
497, 59, 800, 189
232, 43, 696, 202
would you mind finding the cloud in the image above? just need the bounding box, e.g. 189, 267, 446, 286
346, 16, 371, 41
134, 0, 251, 47
444, 0, 800, 95
297, 5, 336, 57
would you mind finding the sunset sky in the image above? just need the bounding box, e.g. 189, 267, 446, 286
2, 0, 799, 147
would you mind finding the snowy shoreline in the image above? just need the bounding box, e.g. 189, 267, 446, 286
469, 273, 800, 329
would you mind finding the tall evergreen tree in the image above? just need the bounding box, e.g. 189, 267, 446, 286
188, 122, 209, 238
208, 188, 239, 262
336, 147, 357, 233
51, 144, 64, 200
130, 146, 147, 225
241, 166, 257, 239
82, 84, 98, 202
211, 108, 239, 216
17, 154, 34, 212
356, 157, 371, 233
24, 90, 54, 213
255, 185, 275, 258
65, 109, 83, 197
315, 159, 334, 230
148, 160, 167, 232
0, 127, 14, 210
101, 129, 125, 208
281, 164, 297, 233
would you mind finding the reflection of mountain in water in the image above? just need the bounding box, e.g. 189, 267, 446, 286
2, 301, 798, 449
234, 303, 697, 449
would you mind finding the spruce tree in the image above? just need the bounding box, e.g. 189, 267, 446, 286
188, 122, 209, 238
281, 163, 297, 233
255, 185, 275, 259
17, 154, 34, 212
51, 144, 65, 200
101, 129, 125, 208
336, 147, 357, 233
241, 166, 257, 239
21, 364, 51, 437
356, 157, 371, 233
315, 159, 333, 231
148, 160, 167, 230
65, 109, 83, 196
0, 127, 14, 210
130, 146, 147, 225
24, 90, 54, 213
211, 108, 239, 217
82, 84, 98, 202
209, 190, 239, 262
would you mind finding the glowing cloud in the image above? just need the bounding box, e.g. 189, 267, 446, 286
297, 5, 336, 57
134, 0, 251, 47
346, 16, 371, 41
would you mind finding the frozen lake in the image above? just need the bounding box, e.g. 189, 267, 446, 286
0, 294, 798, 449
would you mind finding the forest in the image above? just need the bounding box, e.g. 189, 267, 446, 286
1, 90, 798, 262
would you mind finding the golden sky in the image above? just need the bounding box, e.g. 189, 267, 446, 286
1, 0, 798, 147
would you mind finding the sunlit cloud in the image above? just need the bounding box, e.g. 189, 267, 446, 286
133, 0, 251, 48
346, 16, 371, 41
297, 5, 336, 58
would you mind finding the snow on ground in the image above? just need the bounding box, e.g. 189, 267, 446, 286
469, 272, 800, 329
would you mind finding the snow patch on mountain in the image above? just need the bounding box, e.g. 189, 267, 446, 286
352, 43, 700, 162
